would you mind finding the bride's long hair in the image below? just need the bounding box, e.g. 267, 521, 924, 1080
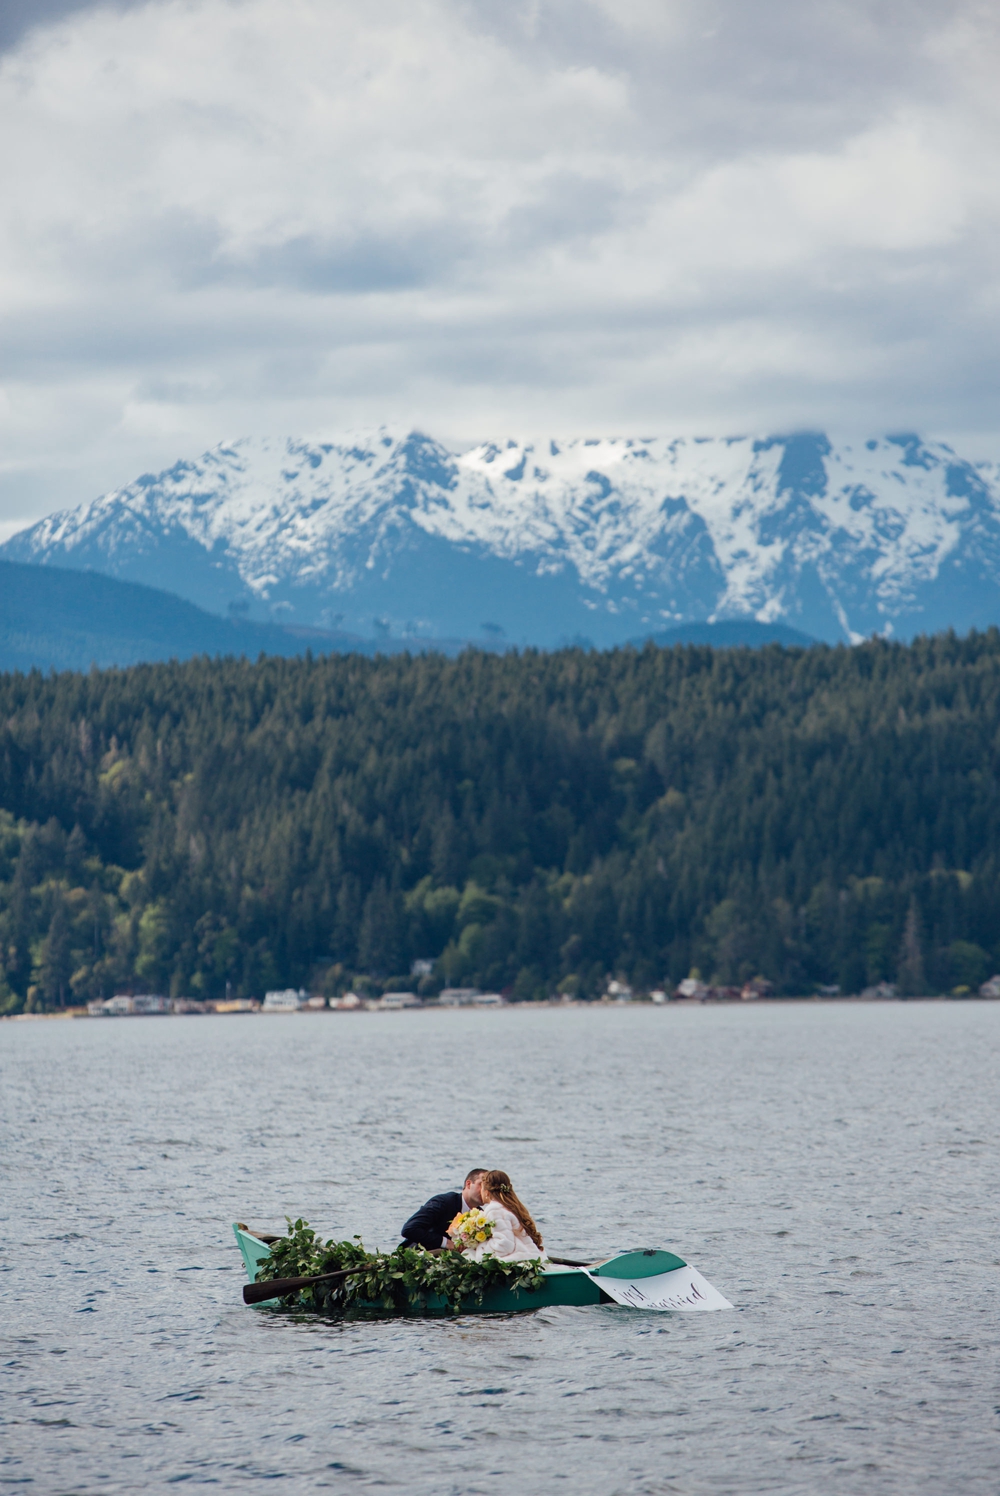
481, 1170, 543, 1249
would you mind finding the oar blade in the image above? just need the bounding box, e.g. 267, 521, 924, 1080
585, 1262, 733, 1311
244, 1278, 288, 1304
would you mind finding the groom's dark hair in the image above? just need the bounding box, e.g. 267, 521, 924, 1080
465, 1168, 487, 1184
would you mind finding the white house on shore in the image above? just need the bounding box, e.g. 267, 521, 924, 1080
262, 988, 306, 1012
87, 994, 169, 1016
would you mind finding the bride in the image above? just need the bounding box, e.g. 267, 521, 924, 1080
453, 1170, 547, 1262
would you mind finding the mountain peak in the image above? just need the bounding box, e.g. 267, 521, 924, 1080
3, 430, 998, 647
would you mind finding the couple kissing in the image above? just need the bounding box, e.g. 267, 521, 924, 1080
400, 1169, 546, 1263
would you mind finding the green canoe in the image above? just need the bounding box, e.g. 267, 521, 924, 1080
232, 1223, 691, 1316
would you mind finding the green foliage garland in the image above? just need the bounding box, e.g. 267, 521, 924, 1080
256, 1218, 547, 1316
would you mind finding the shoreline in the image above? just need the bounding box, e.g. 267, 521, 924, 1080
5, 992, 1000, 1021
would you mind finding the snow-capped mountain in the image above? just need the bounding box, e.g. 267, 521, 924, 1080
4, 429, 1000, 647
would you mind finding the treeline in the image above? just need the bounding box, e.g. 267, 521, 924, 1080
2, 632, 1000, 1012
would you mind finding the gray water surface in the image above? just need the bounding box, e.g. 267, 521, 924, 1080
2, 1003, 998, 1494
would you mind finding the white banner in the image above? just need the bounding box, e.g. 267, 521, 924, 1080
585, 1264, 733, 1312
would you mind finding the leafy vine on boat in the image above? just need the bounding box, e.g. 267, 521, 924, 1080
257, 1218, 547, 1315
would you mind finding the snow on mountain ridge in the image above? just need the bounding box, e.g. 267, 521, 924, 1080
3, 429, 999, 647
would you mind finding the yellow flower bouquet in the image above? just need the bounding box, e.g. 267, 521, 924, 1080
448, 1209, 493, 1250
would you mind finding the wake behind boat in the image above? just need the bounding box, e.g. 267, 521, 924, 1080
233, 1224, 733, 1316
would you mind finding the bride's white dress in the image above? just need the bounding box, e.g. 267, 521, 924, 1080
466, 1200, 547, 1262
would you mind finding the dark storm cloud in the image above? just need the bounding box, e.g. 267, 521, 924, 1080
0, 0, 144, 51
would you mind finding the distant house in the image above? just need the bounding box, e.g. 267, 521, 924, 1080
377, 991, 421, 1010
439, 988, 479, 1006
330, 991, 362, 1009
86, 993, 168, 1015
132, 995, 170, 1015
94, 995, 135, 1015
262, 988, 305, 1012
979, 975, 1000, 998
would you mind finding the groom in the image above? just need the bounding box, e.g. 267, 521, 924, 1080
400, 1168, 487, 1250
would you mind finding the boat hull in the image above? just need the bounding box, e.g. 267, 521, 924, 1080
232, 1224, 615, 1314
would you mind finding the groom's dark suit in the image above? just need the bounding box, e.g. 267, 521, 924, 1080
400, 1190, 463, 1250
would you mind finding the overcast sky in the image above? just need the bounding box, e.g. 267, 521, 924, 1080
2, 0, 998, 533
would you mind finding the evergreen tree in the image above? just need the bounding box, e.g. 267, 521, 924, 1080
897, 900, 926, 997
40, 899, 72, 1007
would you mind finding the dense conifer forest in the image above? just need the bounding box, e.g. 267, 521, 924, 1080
2, 632, 1000, 1012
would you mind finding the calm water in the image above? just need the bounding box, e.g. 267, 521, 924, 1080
2, 1004, 999, 1495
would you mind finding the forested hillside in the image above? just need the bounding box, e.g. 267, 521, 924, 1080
2, 633, 1000, 1012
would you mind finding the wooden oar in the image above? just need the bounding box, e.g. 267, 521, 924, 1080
243, 1264, 364, 1305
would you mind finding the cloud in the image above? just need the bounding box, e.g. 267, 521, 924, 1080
0, 0, 145, 54
1, 0, 999, 524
